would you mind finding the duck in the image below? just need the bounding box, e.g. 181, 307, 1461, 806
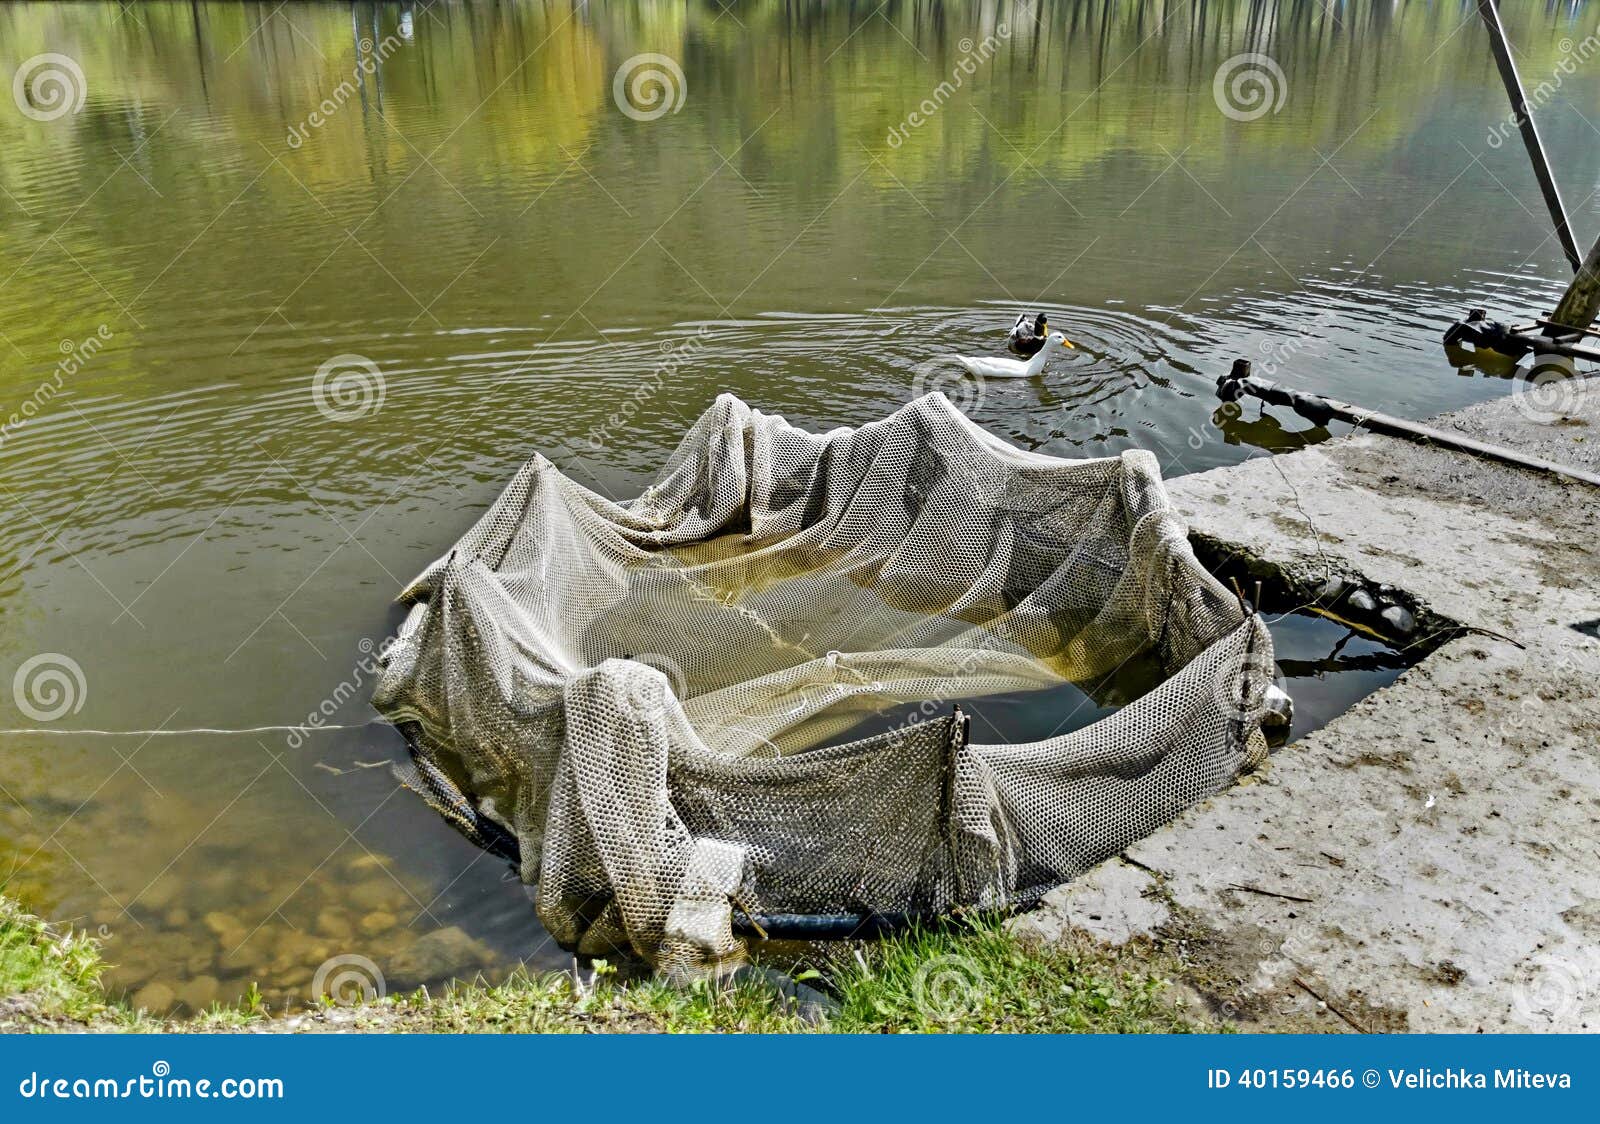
1006, 312, 1051, 357
953, 331, 1073, 379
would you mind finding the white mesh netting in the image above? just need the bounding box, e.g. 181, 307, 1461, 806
373, 393, 1276, 975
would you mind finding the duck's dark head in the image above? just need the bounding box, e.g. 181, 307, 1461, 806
1033, 313, 1048, 335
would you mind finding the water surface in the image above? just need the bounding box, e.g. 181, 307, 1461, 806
1, 0, 1595, 1013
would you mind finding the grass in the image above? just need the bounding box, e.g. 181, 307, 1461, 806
0, 896, 283, 1033
363, 917, 1206, 1033
0, 895, 1208, 1034
829, 917, 1203, 1033
0, 895, 119, 1029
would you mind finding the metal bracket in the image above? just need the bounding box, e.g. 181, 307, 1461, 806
1443, 308, 1600, 364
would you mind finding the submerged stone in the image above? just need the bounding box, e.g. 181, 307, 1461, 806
388, 926, 494, 985
359, 910, 397, 937
178, 974, 220, 1011
132, 982, 176, 1013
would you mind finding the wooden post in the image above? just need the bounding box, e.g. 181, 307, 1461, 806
1549, 235, 1600, 333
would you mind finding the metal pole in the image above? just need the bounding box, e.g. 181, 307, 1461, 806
1476, 0, 1583, 272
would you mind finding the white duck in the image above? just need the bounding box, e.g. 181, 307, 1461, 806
953, 331, 1073, 378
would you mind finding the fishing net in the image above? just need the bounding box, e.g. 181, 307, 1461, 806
373, 393, 1277, 976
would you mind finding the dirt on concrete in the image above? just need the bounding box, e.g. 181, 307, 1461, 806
1011, 379, 1600, 1033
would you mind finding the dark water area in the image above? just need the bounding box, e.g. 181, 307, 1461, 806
0, 0, 1593, 1012
820, 610, 1410, 751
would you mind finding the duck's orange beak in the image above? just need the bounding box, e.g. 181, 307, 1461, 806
1061, 338, 1075, 349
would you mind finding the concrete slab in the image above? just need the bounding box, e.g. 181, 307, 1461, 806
1010, 859, 1169, 947
1015, 379, 1600, 1032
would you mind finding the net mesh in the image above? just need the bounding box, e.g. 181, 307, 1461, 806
373, 393, 1275, 975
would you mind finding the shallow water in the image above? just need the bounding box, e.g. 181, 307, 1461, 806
0, 0, 1594, 1013
822, 609, 1409, 751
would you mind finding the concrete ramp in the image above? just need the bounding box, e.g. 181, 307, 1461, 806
1013, 379, 1600, 1032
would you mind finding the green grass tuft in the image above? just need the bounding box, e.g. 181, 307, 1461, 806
0, 896, 115, 1027
829, 915, 1202, 1033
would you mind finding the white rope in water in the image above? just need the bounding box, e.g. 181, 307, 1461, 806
0, 722, 391, 737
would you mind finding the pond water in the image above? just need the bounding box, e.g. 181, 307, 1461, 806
1, 0, 1596, 1014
